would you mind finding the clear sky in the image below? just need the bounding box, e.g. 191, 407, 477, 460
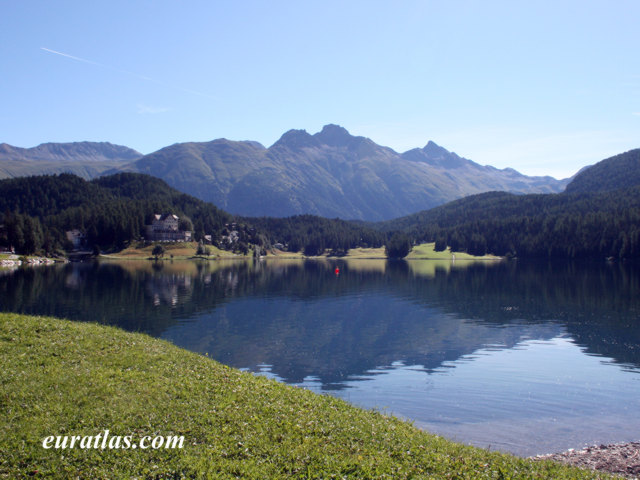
1, 1, 638, 179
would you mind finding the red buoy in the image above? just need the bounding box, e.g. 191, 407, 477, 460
335, 267, 340, 275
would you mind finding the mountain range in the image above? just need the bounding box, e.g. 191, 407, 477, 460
0, 142, 141, 180
1, 146, 638, 259
1, 125, 569, 220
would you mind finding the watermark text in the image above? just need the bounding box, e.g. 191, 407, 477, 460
42, 430, 184, 450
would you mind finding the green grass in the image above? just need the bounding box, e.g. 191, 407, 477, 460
267, 248, 305, 259
0, 313, 617, 479
104, 241, 245, 260
106, 242, 496, 261
343, 247, 387, 259
344, 243, 499, 260
407, 242, 499, 260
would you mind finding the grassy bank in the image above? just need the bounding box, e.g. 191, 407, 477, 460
407, 243, 499, 260
337, 243, 498, 260
0, 314, 615, 479
104, 241, 496, 261
102, 241, 242, 260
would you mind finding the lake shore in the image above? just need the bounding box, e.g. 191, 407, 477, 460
0, 313, 615, 479
100, 241, 499, 261
533, 442, 640, 479
0, 253, 60, 267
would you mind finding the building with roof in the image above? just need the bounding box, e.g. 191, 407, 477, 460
146, 213, 192, 242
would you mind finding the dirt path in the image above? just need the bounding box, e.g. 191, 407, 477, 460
533, 442, 640, 479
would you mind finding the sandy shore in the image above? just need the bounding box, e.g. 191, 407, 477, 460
533, 442, 640, 478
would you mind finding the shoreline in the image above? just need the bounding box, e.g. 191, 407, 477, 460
97, 241, 499, 261
0, 254, 61, 267
534, 442, 640, 479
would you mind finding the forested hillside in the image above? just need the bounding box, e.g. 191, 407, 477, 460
0, 173, 385, 256
380, 189, 639, 261
565, 149, 640, 194
0, 173, 232, 254
376, 148, 640, 259
3, 146, 638, 259
244, 215, 385, 256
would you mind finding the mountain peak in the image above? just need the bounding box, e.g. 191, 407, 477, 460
273, 129, 318, 149
422, 140, 449, 157
401, 141, 467, 168
314, 124, 352, 146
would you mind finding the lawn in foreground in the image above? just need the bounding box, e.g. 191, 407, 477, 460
0, 313, 617, 479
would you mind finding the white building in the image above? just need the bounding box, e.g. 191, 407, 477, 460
146, 214, 192, 242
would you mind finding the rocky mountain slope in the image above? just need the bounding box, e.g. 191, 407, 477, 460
113, 125, 568, 220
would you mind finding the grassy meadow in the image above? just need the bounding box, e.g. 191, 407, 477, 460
407, 243, 499, 260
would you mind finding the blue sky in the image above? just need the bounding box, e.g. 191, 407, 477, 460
2, 1, 638, 179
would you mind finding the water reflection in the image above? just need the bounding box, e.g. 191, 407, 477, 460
2, 259, 640, 378
2, 258, 640, 454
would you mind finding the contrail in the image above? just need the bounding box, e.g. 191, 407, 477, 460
41, 47, 102, 66
40, 47, 216, 100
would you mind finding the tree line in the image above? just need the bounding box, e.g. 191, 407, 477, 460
0, 174, 389, 257
0, 173, 233, 255
4, 171, 639, 260
381, 188, 640, 259
241, 215, 386, 256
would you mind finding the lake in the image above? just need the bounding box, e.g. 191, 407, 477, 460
2, 257, 639, 456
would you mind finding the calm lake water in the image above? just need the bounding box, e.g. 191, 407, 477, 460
2, 258, 640, 456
